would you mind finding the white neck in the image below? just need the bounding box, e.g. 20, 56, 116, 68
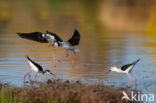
111, 67, 126, 73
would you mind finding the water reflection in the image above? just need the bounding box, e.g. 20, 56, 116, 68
0, 0, 155, 95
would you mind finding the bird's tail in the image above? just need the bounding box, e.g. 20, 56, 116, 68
25, 55, 31, 61
74, 48, 79, 53
133, 58, 140, 65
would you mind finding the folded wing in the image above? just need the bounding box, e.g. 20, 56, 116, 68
121, 58, 140, 71
26, 56, 44, 72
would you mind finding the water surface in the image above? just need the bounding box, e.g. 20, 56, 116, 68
0, 0, 156, 97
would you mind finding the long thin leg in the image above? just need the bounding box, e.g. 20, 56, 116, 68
65, 49, 68, 57
72, 52, 76, 68
34, 72, 38, 84
51, 46, 62, 64
130, 72, 137, 88
130, 72, 137, 82
127, 73, 132, 87
52, 46, 56, 68
24, 70, 32, 83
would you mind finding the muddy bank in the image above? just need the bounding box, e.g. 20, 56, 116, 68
0, 80, 141, 103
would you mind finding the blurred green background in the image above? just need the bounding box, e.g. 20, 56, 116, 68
0, 0, 156, 34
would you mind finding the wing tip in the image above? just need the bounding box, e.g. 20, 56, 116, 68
16, 32, 21, 35
16, 32, 25, 38
74, 29, 80, 35
133, 58, 140, 65
137, 58, 141, 62
25, 55, 30, 60
74, 29, 78, 32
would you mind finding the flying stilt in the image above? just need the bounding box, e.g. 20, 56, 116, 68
42, 30, 80, 68
107, 59, 140, 87
17, 30, 80, 68
17, 31, 63, 67
24, 56, 56, 84
58, 30, 80, 68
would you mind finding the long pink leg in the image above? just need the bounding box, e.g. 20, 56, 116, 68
52, 46, 63, 64
127, 73, 132, 87
130, 72, 137, 88
130, 72, 137, 82
34, 72, 38, 84
24, 70, 32, 83
65, 49, 68, 57
52, 46, 56, 68
72, 52, 76, 68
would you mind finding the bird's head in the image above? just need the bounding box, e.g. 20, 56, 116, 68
42, 32, 52, 39
110, 66, 118, 72
42, 33, 46, 38
44, 70, 56, 76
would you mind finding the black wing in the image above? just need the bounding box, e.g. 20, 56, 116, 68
50, 32, 63, 42
67, 30, 80, 46
17, 32, 48, 43
121, 58, 140, 71
26, 56, 44, 72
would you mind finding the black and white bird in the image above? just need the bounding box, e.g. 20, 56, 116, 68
24, 56, 56, 84
107, 58, 140, 86
17, 30, 80, 68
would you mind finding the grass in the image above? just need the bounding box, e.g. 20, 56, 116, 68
0, 80, 141, 103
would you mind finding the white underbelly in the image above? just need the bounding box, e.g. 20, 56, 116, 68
27, 60, 39, 72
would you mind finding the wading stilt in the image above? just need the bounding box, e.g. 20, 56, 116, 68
24, 56, 56, 85
107, 59, 140, 87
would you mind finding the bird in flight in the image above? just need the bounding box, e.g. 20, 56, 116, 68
17, 30, 80, 68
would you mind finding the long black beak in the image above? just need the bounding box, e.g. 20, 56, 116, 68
105, 69, 111, 73
50, 72, 56, 76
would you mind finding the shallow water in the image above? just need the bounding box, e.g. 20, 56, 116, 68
0, 0, 156, 99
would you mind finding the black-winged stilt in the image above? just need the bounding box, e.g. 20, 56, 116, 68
17, 31, 63, 67
42, 30, 80, 68
24, 56, 55, 84
17, 30, 80, 68
107, 58, 140, 87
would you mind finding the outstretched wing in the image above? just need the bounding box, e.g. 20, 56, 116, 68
121, 58, 140, 71
17, 32, 48, 43
67, 30, 80, 46
26, 56, 43, 72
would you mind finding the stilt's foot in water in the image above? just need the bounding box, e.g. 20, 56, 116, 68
52, 57, 62, 63
128, 82, 132, 87
65, 53, 68, 57
134, 81, 138, 90
35, 81, 38, 85
64, 49, 69, 58
54, 64, 56, 68
72, 65, 74, 69
127, 73, 132, 88
72, 52, 76, 69
128, 81, 132, 87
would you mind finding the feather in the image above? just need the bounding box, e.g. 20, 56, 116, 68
17, 32, 48, 43
68, 30, 80, 46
